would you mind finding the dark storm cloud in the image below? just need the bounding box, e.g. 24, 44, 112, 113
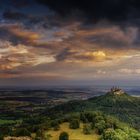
36, 0, 140, 21
0, 26, 24, 45
0, 24, 39, 46
56, 48, 76, 61
1, 0, 140, 85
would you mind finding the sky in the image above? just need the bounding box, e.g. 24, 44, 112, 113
0, 0, 140, 87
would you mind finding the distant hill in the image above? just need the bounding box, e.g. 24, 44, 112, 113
45, 88, 140, 130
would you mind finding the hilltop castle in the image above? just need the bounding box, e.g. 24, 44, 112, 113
110, 87, 125, 95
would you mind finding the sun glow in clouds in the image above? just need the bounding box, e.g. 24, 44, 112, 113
85, 51, 106, 61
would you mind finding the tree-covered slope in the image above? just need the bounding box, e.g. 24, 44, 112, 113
44, 91, 140, 130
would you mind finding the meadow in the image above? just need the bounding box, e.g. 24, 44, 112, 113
46, 123, 99, 140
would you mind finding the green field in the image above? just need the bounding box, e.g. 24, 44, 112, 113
46, 123, 99, 140
0, 119, 21, 125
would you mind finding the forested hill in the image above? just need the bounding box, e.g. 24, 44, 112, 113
44, 89, 140, 130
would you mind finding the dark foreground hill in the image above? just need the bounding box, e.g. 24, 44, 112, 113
45, 89, 140, 130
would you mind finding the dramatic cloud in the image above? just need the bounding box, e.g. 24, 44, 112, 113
37, 0, 140, 21
0, 0, 140, 86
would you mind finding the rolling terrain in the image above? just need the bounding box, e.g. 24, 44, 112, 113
0, 88, 140, 140
45, 88, 140, 130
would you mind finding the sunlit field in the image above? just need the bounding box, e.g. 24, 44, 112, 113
46, 123, 99, 140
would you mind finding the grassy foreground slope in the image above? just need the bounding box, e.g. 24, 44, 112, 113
46, 123, 99, 140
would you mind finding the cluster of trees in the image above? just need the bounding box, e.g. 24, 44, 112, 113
60, 111, 140, 140
59, 132, 69, 140
42, 111, 140, 140
79, 111, 140, 140
69, 119, 80, 129
1, 111, 140, 140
